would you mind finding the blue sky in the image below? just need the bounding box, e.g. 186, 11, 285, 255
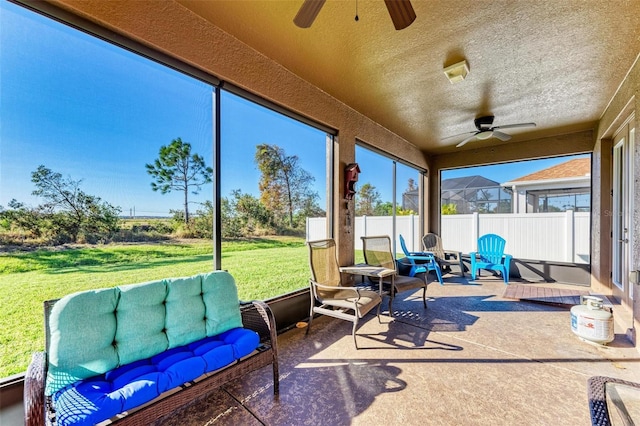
1, 1, 588, 217
1, 1, 326, 216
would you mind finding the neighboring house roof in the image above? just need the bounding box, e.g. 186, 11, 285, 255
509, 158, 590, 182
501, 157, 591, 193
441, 175, 500, 190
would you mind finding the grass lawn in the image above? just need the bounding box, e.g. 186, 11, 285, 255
0, 236, 309, 378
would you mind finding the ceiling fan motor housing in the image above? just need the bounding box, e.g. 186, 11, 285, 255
474, 115, 495, 131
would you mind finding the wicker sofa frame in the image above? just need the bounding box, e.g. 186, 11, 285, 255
24, 299, 279, 426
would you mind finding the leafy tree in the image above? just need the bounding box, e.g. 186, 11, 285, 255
221, 190, 275, 238
373, 201, 392, 216
0, 199, 44, 240
396, 206, 416, 215
355, 183, 381, 216
255, 144, 319, 229
30, 165, 120, 242
497, 199, 512, 213
370, 201, 415, 216
236, 190, 275, 233
146, 138, 213, 224
169, 201, 217, 238
441, 203, 457, 215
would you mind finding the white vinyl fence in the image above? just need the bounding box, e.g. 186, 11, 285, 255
306, 210, 589, 264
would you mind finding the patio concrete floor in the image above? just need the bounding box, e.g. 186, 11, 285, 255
159, 276, 640, 425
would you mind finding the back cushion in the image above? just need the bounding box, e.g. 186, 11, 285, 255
116, 280, 169, 365
45, 288, 119, 396
165, 275, 206, 348
202, 271, 243, 336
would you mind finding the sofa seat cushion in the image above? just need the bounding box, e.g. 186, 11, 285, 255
52, 328, 259, 426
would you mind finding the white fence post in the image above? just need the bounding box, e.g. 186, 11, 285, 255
410, 214, 415, 250
472, 212, 479, 250
565, 210, 574, 262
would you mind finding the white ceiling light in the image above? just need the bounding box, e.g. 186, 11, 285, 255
476, 130, 493, 140
443, 60, 469, 84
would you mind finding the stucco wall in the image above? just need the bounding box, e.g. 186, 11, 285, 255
45, 0, 429, 265
597, 53, 640, 346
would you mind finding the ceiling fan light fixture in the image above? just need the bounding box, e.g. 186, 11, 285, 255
476, 130, 493, 140
443, 60, 469, 84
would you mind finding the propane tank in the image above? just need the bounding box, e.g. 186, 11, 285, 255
570, 296, 614, 345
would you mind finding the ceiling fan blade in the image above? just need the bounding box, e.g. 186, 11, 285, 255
294, 0, 326, 28
441, 131, 476, 141
384, 0, 416, 30
493, 122, 536, 130
492, 130, 512, 141
456, 134, 478, 148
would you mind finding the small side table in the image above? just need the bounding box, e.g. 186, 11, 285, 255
339, 263, 395, 295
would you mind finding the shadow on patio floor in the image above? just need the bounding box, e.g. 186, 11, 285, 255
159, 278, 640, 426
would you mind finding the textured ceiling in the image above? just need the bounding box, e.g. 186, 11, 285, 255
178, 0, 640, 154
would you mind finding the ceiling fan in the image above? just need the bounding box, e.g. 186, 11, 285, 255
446, 116, 536, 148
294, 0, 416, 30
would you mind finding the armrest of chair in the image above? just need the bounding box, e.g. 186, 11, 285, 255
403, 250, 437, 262
24, 351, 46, 426
442, 249, 461, 260
408, 254, 436, 261
310, 280, 367, 298
241, 300, 277, 349
503, 254, 513, 270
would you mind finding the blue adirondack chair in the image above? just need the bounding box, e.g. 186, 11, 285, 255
398, 234, 444, 285
470, 234, 512, 284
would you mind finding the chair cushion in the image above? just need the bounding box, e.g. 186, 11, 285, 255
45, 272, 247, 400
384, 274, 426, 292
52, 328, 259, 426
116, 279, 168, 365
323, 289, 381, 317
45, 288, 119, 396
202, 271, 243, 336
165, 275, 206, 348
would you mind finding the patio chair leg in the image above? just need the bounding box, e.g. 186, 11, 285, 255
503, 269, 509, 284
352, 318, 359, 349
421, 286, 427, 308
272, 360, 280, 395
434, 267, 444, 285
306, 301, 314, 336
376, 303, 382, 323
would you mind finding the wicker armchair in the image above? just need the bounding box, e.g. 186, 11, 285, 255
361, 235, 428, 315
307, 239, 382, 349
